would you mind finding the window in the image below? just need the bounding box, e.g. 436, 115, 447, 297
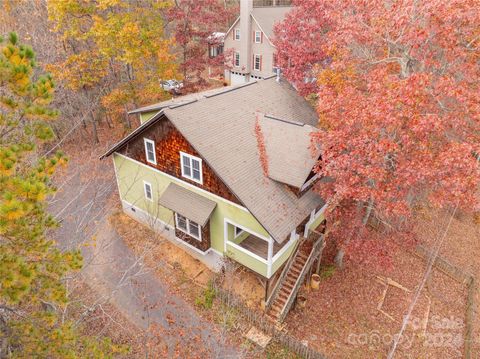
175, 213, 201, 241
234, 29, 240, 40
180, 152, 203, 184
234, 52, 240, 67
253, 54, 261, 71
234, 226, 244, 238
143, 181, 153, 201
144, 138, 156, 165
254, 31, 262, 43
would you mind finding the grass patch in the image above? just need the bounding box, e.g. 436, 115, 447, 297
195, 281, 216, 309
320, 264, 336, 280
266, 341, 302, 359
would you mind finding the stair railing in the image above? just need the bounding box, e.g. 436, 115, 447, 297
265, 236, 305, 310
278, 235, 325, 323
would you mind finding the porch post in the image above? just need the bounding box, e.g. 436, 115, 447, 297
267, 237, 273, 277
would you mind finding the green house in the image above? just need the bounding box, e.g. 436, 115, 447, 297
101, 77, 326, 318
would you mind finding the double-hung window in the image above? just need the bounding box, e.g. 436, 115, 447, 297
144, 138, 156, 164
143, 181, 153, 201
254, 54, 261, 71
234, 52, 240, 67
180, 152, 203, 184
234, 29, 240, 40
254, 31, 262, 43
175, 213, 201, 241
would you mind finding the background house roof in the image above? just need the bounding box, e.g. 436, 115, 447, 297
159, 183, 217, 226
259, 114, 320, 188
163, 77, 322, 243
251, 6, 292, 41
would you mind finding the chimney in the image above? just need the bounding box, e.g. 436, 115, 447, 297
240, 0, 253, 75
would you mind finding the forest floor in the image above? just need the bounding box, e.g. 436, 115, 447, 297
285, 208, 478, 359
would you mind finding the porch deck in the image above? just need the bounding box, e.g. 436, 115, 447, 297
238, 234, 284, 259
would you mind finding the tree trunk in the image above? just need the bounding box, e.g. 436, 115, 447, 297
90, 111, 99, 144
334, 248, 344, 270
123, 105, 132, 129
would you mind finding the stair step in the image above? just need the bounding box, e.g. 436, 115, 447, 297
290, 269, 301, 277
271, 304, 283, 314
292, 264, 304, 272
285, 274, 297, 281
282, 282, 294, 291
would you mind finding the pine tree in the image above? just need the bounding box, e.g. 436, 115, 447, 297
0, 32, 126, 357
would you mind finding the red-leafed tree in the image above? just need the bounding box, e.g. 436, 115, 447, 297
275, 0, 480, 268
168, 0, 237, 91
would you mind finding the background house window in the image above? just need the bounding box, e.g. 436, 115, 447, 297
175, 213, 201, 241
180, 152, 203, 184
144, 138, 156, 164
254, 54, 261, 71
143, 181, 153, 201
234, 29, 240, 40
234, 52, 240, 67
254, 31, 262, 43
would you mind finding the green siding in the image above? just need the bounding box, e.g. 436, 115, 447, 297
139, 111, 158, 124
226, 243, 268, 277
307, 210, 325, 232
113, 153, 269, 254
271, 240, 298, 274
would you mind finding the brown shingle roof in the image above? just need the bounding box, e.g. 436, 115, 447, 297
158, 183, 217, 226
259, 114, 320, 188
163, 78, 323, 243
103, 77, 323, 244
251, 6, 292, 42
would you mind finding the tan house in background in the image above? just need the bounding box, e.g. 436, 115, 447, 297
224, 0, 292, 85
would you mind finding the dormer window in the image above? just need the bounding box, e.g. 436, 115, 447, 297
144, 138, 156, 165
254, 31, 262, 43
180, 152, 203, 184
234, 29, 240, 40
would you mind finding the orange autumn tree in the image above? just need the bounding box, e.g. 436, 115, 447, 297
275, 0, 480, 267
48, 0, 177, 138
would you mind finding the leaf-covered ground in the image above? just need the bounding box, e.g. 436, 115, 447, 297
285, 208, 477, 358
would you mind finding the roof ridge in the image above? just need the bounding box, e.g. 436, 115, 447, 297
263, 114, 305, 127
168, 99, 198, 109
203, 80, 258, 99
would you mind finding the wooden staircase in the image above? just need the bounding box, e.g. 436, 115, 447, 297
266, 235, 325, 323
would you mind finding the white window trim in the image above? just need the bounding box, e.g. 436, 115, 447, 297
253, 54, 261, 71
254, 31, 261, 43
234, 29, 240, 40
144, 138, 157, 165
180, 151, 203, 184
175, 213, 202, 241
234, 51, 240, 67
143, 181, 153, 201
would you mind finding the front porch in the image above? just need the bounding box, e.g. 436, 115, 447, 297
224, 220, 298, 278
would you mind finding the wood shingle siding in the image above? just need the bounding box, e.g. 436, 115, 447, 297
121, 118, 242, 205
175, 220, 211, 252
